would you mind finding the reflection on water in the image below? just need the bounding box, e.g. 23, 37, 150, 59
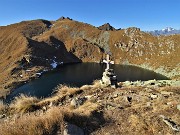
6, 63, 169, 101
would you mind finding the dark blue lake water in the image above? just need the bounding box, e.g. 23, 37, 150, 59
6, 63, 168, 102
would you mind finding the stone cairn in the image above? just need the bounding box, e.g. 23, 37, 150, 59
100, 54, 118, 88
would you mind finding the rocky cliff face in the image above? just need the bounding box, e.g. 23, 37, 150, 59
0, 17, 180, 97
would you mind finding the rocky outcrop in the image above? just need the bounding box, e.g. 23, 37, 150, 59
98, 23, 116, 31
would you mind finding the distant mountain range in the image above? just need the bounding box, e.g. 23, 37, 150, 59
97, 24, 180, 36
147, 27, 180, 36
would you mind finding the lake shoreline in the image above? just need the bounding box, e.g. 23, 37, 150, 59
3, 62, 178, 102
1, 61, 179, 101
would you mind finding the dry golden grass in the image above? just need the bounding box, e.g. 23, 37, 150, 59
0, 100, 6, 114
0, 107, 64, 135
54, 84, 79, 96
80, 80, 102, 91
0, 89, 10, 99
10, 94, 40, 113
92, 80, 102, 87
2, 84, 179, 135
74, 101, 100, 116
38, 83, 100, 110
0, 100, 101, 135
80, 84, 92, 90
38, 84, 80, 106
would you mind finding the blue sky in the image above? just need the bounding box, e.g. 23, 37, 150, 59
0, 0, 179, 31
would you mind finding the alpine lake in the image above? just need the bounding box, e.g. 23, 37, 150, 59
6, 63, 169, 102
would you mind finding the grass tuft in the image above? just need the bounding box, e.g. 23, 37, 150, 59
10, 94, 39, 113
54, 84, 79, 96
92, 79, 101, 88
0, 107, 64, 135
0, 100, 6, 114
74, 101, 100, 116
38, 84, 81, 106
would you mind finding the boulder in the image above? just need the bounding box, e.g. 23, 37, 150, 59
70, 97, 87, 108
64, 123, 84, 135
150, 94, 158, 99
160, 115, 180, 132
160, 91, 173, 96
177, 104, 180, 111
0, 114, 6, 119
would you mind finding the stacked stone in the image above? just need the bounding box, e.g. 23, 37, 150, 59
101, 54, 118, 88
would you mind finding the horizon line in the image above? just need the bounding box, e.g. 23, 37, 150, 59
0, 17, 179, 31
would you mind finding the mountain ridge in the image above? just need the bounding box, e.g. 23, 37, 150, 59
147, 27, 180, 36
0, 17, 179, 98
98, 23, 117, 31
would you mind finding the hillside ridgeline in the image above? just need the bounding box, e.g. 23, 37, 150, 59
0, 17, 179, 97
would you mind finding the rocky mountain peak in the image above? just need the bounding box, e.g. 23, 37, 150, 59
98, 23, 116, 31
57, 16, 73, 21
162, 27, 175, 32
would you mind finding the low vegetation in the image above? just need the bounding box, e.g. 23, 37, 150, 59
0, 101, 6, 114
0, 107, 64, 135
0, 81, 179, 135
10, 94, 40, 113
37, 84, 81, 107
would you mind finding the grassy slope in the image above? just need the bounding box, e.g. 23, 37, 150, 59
0, 18, 179, 98
37, 19, 180, 78
0, 20, 51, 97
0, 83, 179, 135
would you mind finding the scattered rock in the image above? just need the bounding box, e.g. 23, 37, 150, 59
122, 81, 132, 86
177, 104, 180, 111
70, 99, 78, 108
70, 97, 87, 108
150, 94, 158, 99
127, 96, 132, 102
64, 123, 84, 135
171, 80, 180, 87
36, 72, 42, 77
49, 102, 53, 107
166, 101, 178, 107
105, 101, 120, 110
112, 92, 119, 98
160, 91, 173, 95
166, 102, 173, 106
121, 80, 180, 88
144, 79, 156, 86
160, 115, 180, 132
42, 106, 47, 111
146, 102, 151, 107
0, 114, 6, 119
85, 95, 93, 100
